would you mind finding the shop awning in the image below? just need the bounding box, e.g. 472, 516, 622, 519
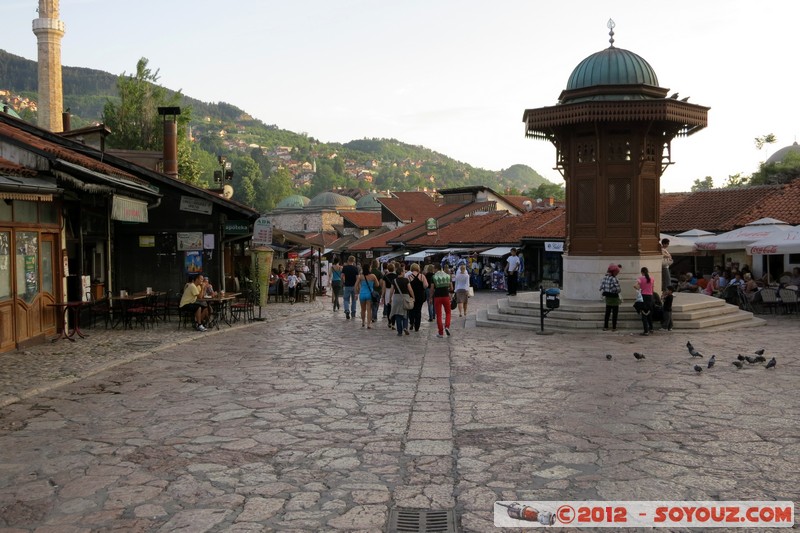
480, 246, 514, 257
55, 159, 160, 198
0, 175, 61, 201
377, 251, 404, 263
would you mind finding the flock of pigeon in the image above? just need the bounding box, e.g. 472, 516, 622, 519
607, 341, 777, 372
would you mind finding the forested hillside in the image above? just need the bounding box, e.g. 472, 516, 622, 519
1, 49, 562, 210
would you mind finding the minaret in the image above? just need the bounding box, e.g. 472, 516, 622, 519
32, 0, 65, 132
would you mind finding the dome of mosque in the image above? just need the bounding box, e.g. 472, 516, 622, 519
308, 191, 356, 208
766, 142, 800, 165
355, 192, 390, 210
566, 46, 659, 92
275, 194, 310, 209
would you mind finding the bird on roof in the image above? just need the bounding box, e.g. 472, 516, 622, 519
670, 92, 679, 99
680, 96, 690, 102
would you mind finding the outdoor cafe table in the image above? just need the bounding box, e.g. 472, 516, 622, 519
110, 291, 163, 329
204, 293, 239, 329
48, 300, 90, 342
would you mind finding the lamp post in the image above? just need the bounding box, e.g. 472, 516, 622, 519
214, 155, 233, 184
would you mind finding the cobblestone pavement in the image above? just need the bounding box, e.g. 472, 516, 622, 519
0, 292, 797, 532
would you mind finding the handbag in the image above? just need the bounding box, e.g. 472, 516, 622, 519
395, 279, 415, 310
450, 294, 458, 310
467, 286, 474, 298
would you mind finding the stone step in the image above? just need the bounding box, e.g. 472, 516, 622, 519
477, 291, 766, 332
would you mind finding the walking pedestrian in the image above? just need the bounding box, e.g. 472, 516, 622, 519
355, 262, 379, 329
454, 263, 471, 317
431, 263, 453, 338
407, 263, 429, 332
424, 264, 435, 321
382, 262, 397, 329
330, 257, 342, 312
635, 266, 655, 335
599, 263, 622, 331
660, 238, 673, 292
370, 259, 383, 323
390, 270, 411, 336
341, 255, 359, 320
505, 248, 520, 296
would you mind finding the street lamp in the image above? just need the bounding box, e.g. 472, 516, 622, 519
214, 155, 233, 183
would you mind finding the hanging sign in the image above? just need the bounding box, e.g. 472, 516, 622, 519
426, 217, 438, 236
180, 195, 213, 215
252, 217, 273, 246
545, 241, 564, 252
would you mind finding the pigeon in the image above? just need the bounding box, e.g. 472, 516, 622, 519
737, 354, 746, 361
745, 355, 758, 365
707, 355, 716, 369
753, 355, 767, 364
680, 96, 690, 102
690, 349, 703, 358
634, 352, 646, 360
694, 365, 703, 373
732, 361, 744, 369
606, 354, 613, 360
754, 349, 765, 356
765, 357, 776, 369
670, 92, 680, 99
686, 341, 695, 352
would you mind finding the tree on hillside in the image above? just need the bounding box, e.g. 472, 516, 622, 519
691, 176, 714, 191
526, 182, 565, 201
723, 173, 750, 188
263, 168, 293, 211
103, 57, 202, 185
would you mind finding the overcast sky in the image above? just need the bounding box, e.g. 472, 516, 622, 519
4, 0, 799, 192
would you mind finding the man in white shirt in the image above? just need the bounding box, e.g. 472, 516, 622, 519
504, 248, 520, 296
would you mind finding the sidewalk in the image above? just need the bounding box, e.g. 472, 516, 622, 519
0, 298, 326, 408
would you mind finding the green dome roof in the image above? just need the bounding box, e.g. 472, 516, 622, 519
308, 191, 356, 208
566, 46, 659, 91
275, 194, 310, 209
355, 192, 389, 210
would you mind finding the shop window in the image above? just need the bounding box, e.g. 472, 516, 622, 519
0, 201, 11, 221
40, 203, 58, 224
13, 201, 38, 223
0, 232, 9, 300
16, 232, 38, 304
42, 239, 53, 294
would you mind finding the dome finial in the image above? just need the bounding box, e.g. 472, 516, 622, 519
607, 18, 616, 48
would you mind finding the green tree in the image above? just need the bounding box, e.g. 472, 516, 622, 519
723, 172, 749, 188
750, 151, 800, 185
526, 182, 565, 201
263, 168, 293, 211
691, 176, 714, 191
103, 57, 201, 185
755, 133, 777, 151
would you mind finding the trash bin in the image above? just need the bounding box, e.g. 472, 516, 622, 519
544, 287, 560, 309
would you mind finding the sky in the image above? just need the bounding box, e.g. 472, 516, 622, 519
3, 0, 799, 192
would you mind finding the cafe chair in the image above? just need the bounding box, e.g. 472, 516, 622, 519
128, 293, 158, 329
758, 287, 780, 314
778, 288, 798, 314
88, 292, 112, 329
231, 289, 256, 323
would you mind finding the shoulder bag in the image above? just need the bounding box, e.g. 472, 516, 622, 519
395, 279, 415, 310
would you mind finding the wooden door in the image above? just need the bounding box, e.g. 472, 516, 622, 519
0, 231, 14, 352
40, 233, 57, 335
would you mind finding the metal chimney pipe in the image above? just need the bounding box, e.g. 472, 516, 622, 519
158, 106, 181, 178
62, 111, 71, 131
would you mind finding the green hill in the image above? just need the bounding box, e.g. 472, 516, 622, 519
1, 49, 558, 197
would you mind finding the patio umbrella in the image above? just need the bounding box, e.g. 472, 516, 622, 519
676, 229, 715, 238
660, 233, 695, 254
693, 218, 793, 251
746, 230, 800, 255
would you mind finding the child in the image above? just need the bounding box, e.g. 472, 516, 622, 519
286, 271, 299, 303
661, 286, 674, 331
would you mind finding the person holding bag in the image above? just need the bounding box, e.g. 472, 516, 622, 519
354, 262, 379, 329
390, 269, 412, 336
599, 263, 622, 331
407, 263, 429, 332
454, 263, 471, 317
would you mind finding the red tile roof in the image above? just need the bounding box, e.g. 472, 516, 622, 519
659, 184, 790, 233
0, 157, 37, 177
340, 211, 382, 229
378, 191, 438, 223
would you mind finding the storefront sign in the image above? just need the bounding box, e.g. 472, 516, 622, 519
545, 241, 564, 252
426, 217, 438, 236
139, 235, 155, 248
180, 195, 213, 215
252, 217, 273, 246
177, 232, 203, 251
111, 195, 148, 223
224, 220, 250, 235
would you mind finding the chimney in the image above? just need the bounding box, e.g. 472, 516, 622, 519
548, 196, 554, 206
158, 106, 181, 178
62, 110, 71, 131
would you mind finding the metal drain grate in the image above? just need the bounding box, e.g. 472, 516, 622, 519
387, 508, 456, 533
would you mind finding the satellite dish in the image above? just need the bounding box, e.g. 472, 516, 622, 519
522, 200, 533, 212
222, 184, 234, 199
